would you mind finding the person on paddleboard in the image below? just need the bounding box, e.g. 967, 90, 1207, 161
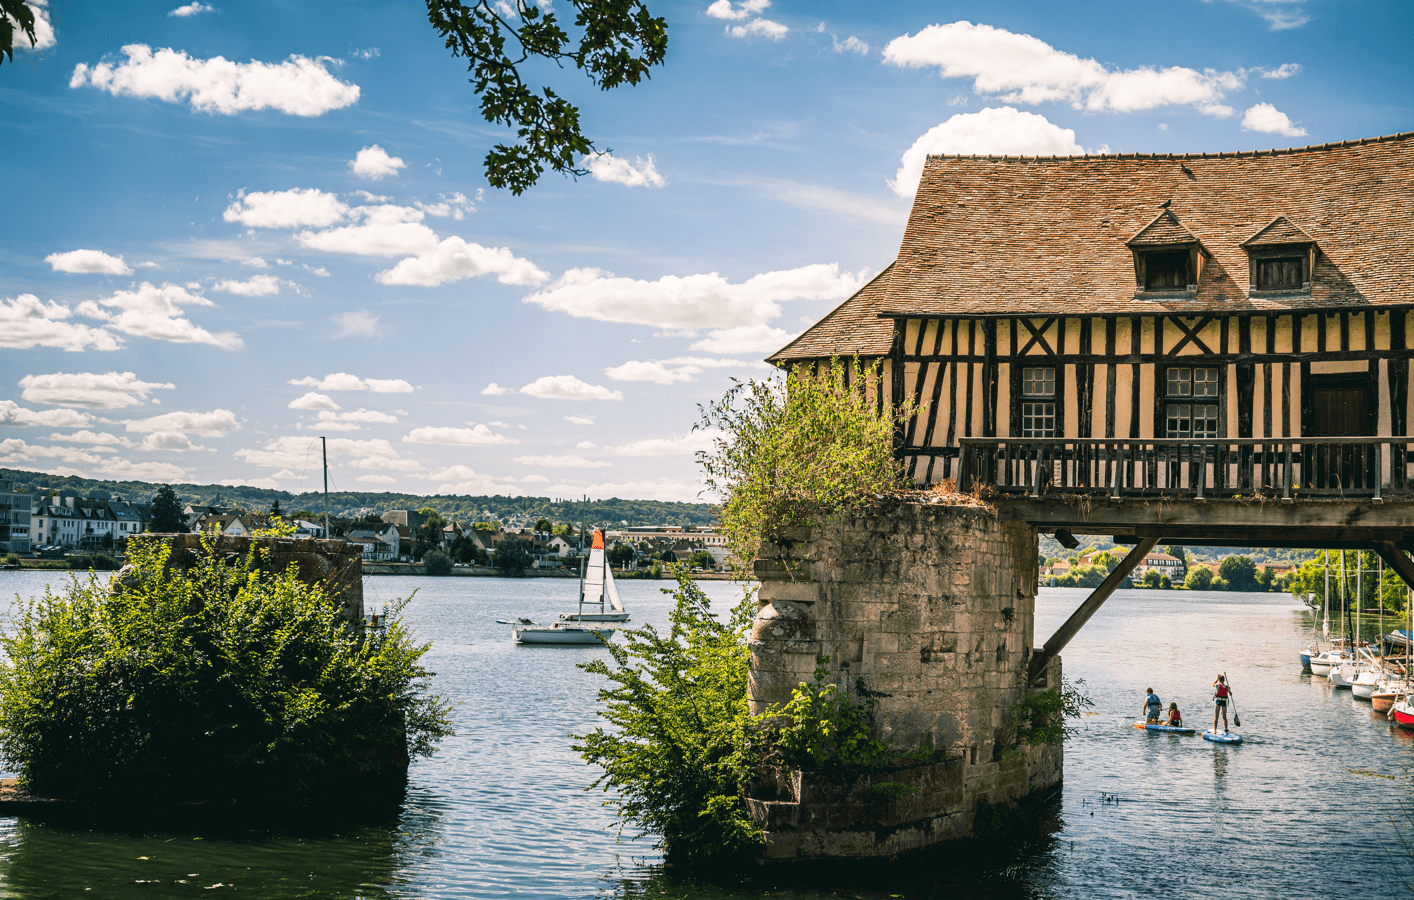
1166, 702, 1183, 728
1143, 688, 1163, 724
1212, 675, 1233, 732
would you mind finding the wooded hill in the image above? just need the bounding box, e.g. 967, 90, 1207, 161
1, 468, 718, 527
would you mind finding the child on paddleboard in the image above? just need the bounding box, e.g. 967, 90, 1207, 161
1212, 675, 1233, 732
1143, 688, 1162, 724
1166, 702, 1183, 728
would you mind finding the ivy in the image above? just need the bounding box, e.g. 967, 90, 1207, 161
998, 677, 1093, 757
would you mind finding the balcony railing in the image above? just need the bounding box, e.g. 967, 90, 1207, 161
955, 437, 1413, 500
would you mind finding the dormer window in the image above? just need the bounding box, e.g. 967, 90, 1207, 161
1126, 209, 1208, 298
1242, 216, 1316, 296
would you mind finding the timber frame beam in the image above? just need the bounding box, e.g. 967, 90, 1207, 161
1028, 537, 1160, 685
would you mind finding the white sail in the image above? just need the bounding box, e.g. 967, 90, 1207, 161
605, 564, 624, 612
583, 541, 606, 606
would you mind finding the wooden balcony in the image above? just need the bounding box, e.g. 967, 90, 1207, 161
957, 436, 1413, 501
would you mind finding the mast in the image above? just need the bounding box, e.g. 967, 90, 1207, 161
1322, 551, 1331, 643
321, 436, 330, 540
1378, 555, 1384, 657
1356, 551, 1363, 649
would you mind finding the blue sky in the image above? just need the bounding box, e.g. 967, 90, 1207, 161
1, 0, 1410, 502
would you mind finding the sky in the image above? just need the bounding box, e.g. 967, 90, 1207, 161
1, 0, 1410, 503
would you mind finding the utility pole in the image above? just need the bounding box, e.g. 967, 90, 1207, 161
322, 436, 330, 540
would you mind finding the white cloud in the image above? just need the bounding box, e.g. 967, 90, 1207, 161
243, 257, 268, 268
403, 424, 514, 446
890, 106, 1085, 198
213, 274, 281, 296
350, 145, 406, 179
1241, 102, 1307, 137
123, 409, 239, 437
583, 152, 666, 188
70, 44, 361, 116
47, 429, 132, 447
0, 401, 94, 428
224, 188, 350, 228
513, 454, 611, 468
729, 19, 788, 40
96, 458, 190, 482
138, 431, 209, 452
565, 414, 595, 425
297, 204, 434, 256
883, 22, 1244, 115
706, 0, 769, 20
236, 435, 413, 471
0, 438, 105, 467
45, 249, 132, 274
833, 35, 868, 54
20, 372, 174, 409
313, 408, 402, 430
168, 2, 213, 17
605, 360, 702, 384
0, 294, 122, 351
290, 372, 412, 393
610, 431, 717, 456
376, 236, 549, 287
85, 282, 241, 349
332, 310, 380, 339
414, 192, 476, 220
481, 383, 513, 396
524, 262, 865, 330
425, 465, 526, 496
1202, 0, 1311, 30
576, 440, 597, 449
690, 323, 795, 354
356, 473, 396, 485
8, 1, 55, 53
519, 376, 623, 401
1259, 63, 1301, 79
289, 392, 340, 411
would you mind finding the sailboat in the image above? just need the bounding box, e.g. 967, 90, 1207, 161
560, 530, 629, 623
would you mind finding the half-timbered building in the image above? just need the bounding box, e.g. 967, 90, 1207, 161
770, 131, 1414, 616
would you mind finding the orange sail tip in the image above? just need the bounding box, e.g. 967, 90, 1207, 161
592, 530, 604, 550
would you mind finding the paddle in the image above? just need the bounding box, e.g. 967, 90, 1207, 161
1224, 671, 1241, 728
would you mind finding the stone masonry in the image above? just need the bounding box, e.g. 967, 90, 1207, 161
745, 500, 1062, 859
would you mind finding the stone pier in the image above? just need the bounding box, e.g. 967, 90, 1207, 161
745, 500, 1061, 859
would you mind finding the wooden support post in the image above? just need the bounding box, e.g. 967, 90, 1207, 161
1374, 542, 1414, 592
1028, 536, 1160, 684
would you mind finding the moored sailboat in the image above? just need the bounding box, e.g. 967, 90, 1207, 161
561, 530, 629, 623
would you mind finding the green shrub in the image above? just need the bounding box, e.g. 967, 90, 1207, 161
2, 553, 18, 567
697, 357, 917, 571
0, 536, 452, 804
997, 677, 1093, 758
422, 549, 453, 576
766, 659, 890, 771
65, 553, 118, 571
574, 569, 762, 865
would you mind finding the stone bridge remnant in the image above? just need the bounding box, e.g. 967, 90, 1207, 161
746, 500, 1059, 859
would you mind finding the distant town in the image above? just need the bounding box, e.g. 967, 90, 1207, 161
0, 477, 729, 575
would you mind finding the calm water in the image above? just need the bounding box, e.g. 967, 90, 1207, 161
0, 571, 1411, 898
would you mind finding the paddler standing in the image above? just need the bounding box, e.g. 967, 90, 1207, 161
1212, 674, 1233, 733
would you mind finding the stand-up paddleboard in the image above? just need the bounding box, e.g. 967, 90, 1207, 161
1133, 722, 1196, 734
1202, 730, 1242, 744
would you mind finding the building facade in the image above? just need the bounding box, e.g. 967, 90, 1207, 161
771, 132, 1414, 500
0, 479, 32, 554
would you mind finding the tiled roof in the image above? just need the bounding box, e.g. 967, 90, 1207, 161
1126, 209, 1198, 246
1242, 215, 1317, 247
767, 263, 898, 363
773, 131, 1414, 358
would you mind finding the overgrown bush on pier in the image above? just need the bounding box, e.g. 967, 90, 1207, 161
0, 536, 452, 805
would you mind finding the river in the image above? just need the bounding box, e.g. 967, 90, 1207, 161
0, 570, 1410, 898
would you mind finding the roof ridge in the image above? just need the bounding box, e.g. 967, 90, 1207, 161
922, 129, 1414, 163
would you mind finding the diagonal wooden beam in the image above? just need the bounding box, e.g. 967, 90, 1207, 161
1168, 316, 1215, 356
1375, 541, 1414, 592
1028, 536, 1160, 684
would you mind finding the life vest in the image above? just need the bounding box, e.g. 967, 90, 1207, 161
1215, 683, 1230, 698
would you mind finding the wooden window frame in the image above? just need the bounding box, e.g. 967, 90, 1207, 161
1159, 364, 1224, 440
1247, 244, 1314, 297
1132, 244, 1204, 299
1015, 364, 1059, 439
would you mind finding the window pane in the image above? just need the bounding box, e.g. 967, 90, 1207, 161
1146, 252, 1188, 289
1167, 404, 1192, 437
1193, 367, 1219, 397
1022, 367, 1055, 397
1258, 257, 1304, 289
1195, 405, 1219, 438
1022, 402, 1055, 438
1168, 368, 1191, 396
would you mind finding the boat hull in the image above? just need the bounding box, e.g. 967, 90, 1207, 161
1372, 693, 1398, 713
1203, 730, 1243, 744
1329, 667, 1356, 688
514, 626, 614, 645
1352, 679, 1378, 700
1134, 722, 1195, 734
1299, 650, 1312, 672
1392, 702, 1414, 730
